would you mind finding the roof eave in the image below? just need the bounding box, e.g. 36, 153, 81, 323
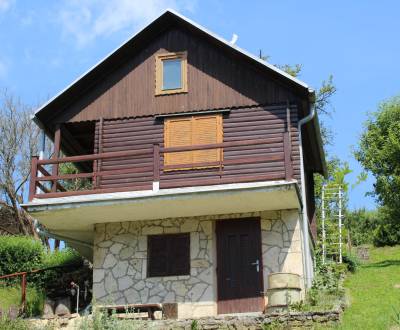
33, 9, 313, 125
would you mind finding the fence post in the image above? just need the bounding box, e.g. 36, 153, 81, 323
29, 156, 38, 201
153, 144, 160, 191
21, 273, 27, 313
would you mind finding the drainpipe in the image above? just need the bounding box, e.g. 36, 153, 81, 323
298, 100, 316, 289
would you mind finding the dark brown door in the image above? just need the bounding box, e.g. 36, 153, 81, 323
216, 218, 264, 314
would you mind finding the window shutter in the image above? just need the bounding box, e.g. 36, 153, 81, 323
192, 115, 222, 164
148, 233, 190, 277
168, 234, 190, 275
148, 235, 168, 277
164, 114, 223, 169
164, 118, 193, 166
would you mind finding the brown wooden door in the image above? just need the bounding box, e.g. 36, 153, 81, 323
216, 218, 264, 314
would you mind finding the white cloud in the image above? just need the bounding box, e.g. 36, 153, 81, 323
58, 0, 197, 47
0, 0, 14, 13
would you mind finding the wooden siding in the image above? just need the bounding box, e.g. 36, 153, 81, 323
52, 28, 298, 124
92, 104, 300, 190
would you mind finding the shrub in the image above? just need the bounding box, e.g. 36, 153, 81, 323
373, 221, 400, 247
39, 248, 84, 288
342, 254, 359, 273
0, 236, 44, 282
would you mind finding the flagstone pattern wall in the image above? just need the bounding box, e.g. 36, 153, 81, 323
92, 209, 304, 318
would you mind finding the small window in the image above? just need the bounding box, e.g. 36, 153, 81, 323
155, 52, 187, 95
164, 114, 223, 170
147, 233, 190, 277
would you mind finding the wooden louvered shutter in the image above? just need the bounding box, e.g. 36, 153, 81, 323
148, 234, 190, 277
164, 114, 223, 169
192, 115, 222, 164
164, 117, 193, 166
148, 235, 168, 277
168, 234, 190, 275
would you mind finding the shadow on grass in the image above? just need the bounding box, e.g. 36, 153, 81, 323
363, 259, 400, 268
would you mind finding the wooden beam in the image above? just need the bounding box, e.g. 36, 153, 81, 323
37, 165, 66, 192
51, 125, 61, 192
28, 156, 38, 201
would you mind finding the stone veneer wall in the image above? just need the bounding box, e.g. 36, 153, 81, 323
93, 209, 305, 318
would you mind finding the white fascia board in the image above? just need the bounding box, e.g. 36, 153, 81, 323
23, 180, 299, 212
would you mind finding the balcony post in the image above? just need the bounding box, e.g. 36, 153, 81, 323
153, 144, 160, 191
51, 124, 61, 192
28, 156, 38, 201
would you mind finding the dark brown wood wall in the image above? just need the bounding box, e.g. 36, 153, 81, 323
53, 28, 299, 124
93, 104, 300, 190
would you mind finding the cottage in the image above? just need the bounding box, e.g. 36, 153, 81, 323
23, 10, 326, 318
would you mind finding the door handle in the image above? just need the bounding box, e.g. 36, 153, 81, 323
252, 259, 260, 272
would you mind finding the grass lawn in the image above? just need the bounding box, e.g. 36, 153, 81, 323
0, 284, 44, 316
337, 245, 400, 329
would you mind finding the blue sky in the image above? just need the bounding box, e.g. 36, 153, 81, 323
1, 0, 399, 210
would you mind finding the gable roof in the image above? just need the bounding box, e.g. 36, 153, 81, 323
33, 9, 315, 127
32, 9, 325, 176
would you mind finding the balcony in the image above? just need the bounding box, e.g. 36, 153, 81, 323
28, 135, 294, 201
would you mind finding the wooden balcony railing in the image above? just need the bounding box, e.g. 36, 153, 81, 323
28, 135, 293, 201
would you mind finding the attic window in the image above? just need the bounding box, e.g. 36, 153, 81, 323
155, 52, 187, 95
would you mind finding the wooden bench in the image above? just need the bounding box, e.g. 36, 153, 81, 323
99, 303, 162, 320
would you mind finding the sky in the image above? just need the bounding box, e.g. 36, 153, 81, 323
0, 0, 399, 210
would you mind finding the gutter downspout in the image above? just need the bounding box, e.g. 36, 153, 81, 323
298, 101, 316, 289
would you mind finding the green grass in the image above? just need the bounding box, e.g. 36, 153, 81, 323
336, 245, 400, 330
0, 284, 45, 317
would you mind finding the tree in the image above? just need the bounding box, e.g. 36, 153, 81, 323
354, 95, 400, 246
0, 89, 40, 236
355, 95, 400, 210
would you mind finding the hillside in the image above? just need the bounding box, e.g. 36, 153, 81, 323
338, 245, 400, 329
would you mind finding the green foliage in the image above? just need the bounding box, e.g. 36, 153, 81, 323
59, 162, 92, 191
190, 319, 199, 330
0, 236, 44, 281
372, 207, 400, 247
341, 254, 359, 273
277, 63, 302, 77
345, 208, 379, 246
355, 95, 400, 211
39, 248, 83, 288
0, 236, 83, 316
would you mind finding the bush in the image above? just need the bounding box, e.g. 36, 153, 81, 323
0, 236, 84, 316
0, 236, 44, 282
373, 221, 400, 247
342, 254, 359, 273
40, 248, 84, 288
